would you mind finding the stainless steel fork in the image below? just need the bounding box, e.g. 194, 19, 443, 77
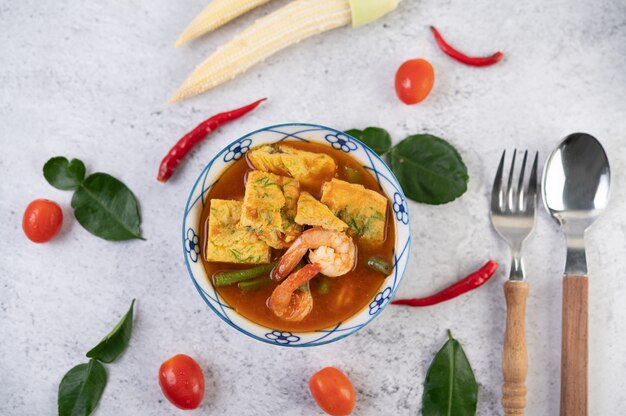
490, 150, 538, 416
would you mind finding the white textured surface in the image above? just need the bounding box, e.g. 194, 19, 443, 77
1, 0, 625, 414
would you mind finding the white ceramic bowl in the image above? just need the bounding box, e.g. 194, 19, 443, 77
182, 123, 411, 347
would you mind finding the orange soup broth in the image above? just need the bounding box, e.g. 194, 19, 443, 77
199, 141, 396, 331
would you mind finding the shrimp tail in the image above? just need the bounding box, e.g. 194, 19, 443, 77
282, 263, 322, 291
272, 244, 308, 280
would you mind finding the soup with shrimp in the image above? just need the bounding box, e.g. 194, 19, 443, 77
199, 141, 395, 331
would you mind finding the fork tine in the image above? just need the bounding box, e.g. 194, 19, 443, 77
517, 150, 528, 211
491, 150, 506, 212
526, 151, 539, 213
506, 150, 517, 211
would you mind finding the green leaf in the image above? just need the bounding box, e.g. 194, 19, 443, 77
44, 157, 86, 191
58, 359, 107, 416
389, 134, 468, 205
86, 299, 135, 363
422, 330, 478, 416
71, 173, 143, 240
345, 127, 392, 155
344, 128, 362, 138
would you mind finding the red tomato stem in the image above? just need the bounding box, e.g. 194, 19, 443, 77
157, 98, 266, 182
391, 260, 499, 307
430, 26, 503, 67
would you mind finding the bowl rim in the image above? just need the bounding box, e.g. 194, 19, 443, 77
182, 122, 412, 347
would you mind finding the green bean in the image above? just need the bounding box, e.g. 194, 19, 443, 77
367, 257, 393, 275
238, 277, 273, 292
214, 261, 277, 287
344, 166, 363, 184
317, 276, 331, 294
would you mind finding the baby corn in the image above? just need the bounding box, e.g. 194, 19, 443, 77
171, 0, 351, 102
171, 0, 401, 102
176, 0, 273, 47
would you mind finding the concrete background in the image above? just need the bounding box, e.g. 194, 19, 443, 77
1, 0, 625, 414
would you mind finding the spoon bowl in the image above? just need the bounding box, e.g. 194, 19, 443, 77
543, 132, 610, 232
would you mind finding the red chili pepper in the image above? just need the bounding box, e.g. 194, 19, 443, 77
430, 26, 503, 67
391, 260, 499, 307
157, 98, 266, 182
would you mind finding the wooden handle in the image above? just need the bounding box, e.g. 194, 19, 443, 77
502, 281, 529, 415
560, 275, 588, 416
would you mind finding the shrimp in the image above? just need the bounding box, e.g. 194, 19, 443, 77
268, 263, 321, 322
273, 228, 357, 280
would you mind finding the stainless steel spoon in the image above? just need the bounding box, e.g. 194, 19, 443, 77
542, 133, 611, 416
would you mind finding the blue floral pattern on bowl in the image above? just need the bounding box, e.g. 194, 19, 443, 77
325, 133, 358, 153
369, 287, 392, 316
393, 192, 409, 225
223, 138, 252, 162
184, 228, 200, 263
265, 330, 300, 345
183, 123, 412, 347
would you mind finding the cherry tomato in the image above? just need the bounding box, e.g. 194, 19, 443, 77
309, 367, 356, 416
159, 354, 205, 410
22, 199, 63, 243
394, 58, 435, 105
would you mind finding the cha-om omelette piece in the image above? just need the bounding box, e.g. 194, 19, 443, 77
206, 199, 270, 264
241, 170, 301, 249
246, 144, 336, 187
295, 192, 348, 232
321, 178, 388, 245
